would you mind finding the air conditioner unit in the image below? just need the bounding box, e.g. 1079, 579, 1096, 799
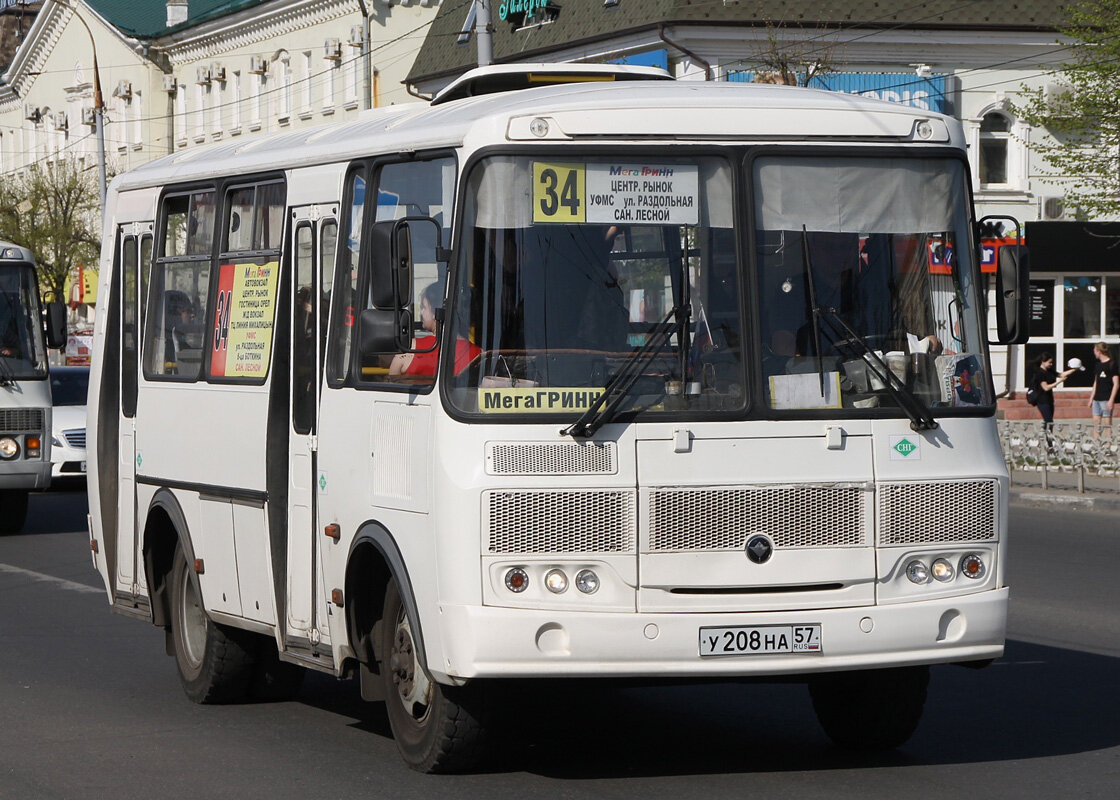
24, 104, 41, 122
248, 55, 268, 74
324, 38, 342, 60
196, 66, 211, 85
52, 111, 68, 130
81, 107, 96, 126
162, 75, 178, 92
113, 80, 132, 99
349, 25, 364, 47
1042, 196, 1067, 221
210, 64, 226, 82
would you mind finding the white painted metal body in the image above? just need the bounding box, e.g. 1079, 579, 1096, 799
87, 79, 1007, 685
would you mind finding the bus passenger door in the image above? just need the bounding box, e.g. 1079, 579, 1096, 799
286, 206, 335, 649
118, 223, 152, 597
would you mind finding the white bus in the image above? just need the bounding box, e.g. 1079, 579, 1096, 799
1, 242, 66, 533
88, 64, 1028, 772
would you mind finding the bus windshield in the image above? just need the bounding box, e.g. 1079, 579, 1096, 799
755, 155, 990, 412
0, 264, 48, 380
447, 154, 746, 419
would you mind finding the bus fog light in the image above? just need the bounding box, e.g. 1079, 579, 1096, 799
931, 558, 955, 582
529, 117, 550, 137
575, 569, 600, 594
544, 569, 568, 594
916, 120, 934, 139
905, 560, 929, 584
959, 553, 986, 580
505, 568, 529, 593
0, 437, 18, 459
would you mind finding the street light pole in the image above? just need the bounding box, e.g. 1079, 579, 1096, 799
48, 0, 107, 211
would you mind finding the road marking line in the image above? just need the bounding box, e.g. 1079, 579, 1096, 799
0, 563, 103, 594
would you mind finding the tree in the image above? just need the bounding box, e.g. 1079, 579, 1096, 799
1013, 1, 1120, 218
748, 17, 841, 87
0, 157, 102, 302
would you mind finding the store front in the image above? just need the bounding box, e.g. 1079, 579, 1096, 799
1022, 221, 1120, 390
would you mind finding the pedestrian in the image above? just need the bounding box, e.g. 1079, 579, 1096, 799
1088, 341, 1120, 436
1027, 352, 1075, 447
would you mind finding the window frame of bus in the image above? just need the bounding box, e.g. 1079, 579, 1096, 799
143, 184, 218, 383
205, 177, 287, 386
327, 151, 457, 393
439, 144, 749, 425
742, 144, 995, 423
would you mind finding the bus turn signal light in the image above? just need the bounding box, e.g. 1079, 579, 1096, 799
325, 523, 340, 541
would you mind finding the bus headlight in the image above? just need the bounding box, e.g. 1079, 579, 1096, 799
959, 553, 986, 580
0, 436, 19, 459
931, 558, 955, 582
574, 569, 600, 594
544, 569, 568, 594
905, 560, 929, 584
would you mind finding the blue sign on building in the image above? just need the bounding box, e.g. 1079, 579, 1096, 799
727, 72, 949, 115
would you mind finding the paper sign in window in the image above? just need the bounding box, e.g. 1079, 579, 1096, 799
210, 261, 280, 379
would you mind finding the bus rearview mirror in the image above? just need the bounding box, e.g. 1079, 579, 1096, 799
992, 245, 1029, 345
369, 221, 413, 310
45, 301, 67, 349
359, 307, 412, 356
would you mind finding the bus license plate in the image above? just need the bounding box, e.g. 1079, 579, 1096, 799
699, 624, 822, 657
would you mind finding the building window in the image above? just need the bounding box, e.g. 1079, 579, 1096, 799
231, 71, 242, 132
301, 51, 313, 116
1023, 275, 1120, 389
277, 52, 292, 123
979, 112, 1011, 186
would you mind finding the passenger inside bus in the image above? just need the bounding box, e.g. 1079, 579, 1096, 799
164, 290, 204, 376
388, 282, 480, 379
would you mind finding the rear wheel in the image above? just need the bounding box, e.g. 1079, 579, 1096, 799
809, 666, 929, 750
0, 490, 29, 534
380, 578, 487, 773
169, 544, 256, 703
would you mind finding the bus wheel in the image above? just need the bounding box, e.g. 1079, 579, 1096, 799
0, 490, 29, 534
808, 665, 929, 750
169, 544, 255, 704
380, 579, 487, 773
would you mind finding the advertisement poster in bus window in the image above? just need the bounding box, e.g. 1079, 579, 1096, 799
209, 261, 279, 379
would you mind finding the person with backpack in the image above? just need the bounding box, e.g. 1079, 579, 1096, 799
1027, 352, 1076, 431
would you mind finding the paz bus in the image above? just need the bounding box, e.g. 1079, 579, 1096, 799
87, 64, 1028, 772
1, 242, 66, 533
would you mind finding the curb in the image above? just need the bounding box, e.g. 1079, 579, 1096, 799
1009, 489, 1120, 513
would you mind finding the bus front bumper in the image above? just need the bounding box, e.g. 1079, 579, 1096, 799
0, 461, 50, 490
434, 588, 1007, 681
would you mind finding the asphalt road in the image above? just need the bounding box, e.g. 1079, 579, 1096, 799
1, 490, 1117, 799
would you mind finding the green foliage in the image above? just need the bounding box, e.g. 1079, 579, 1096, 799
0, 158, 101, 302
1013, 1, 1120, 217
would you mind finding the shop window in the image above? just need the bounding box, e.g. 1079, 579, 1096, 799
1064, 277, 1101, 339
1107, 276, 1120, 335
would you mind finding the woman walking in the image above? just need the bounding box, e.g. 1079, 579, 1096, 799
1027, 352, 1075, 442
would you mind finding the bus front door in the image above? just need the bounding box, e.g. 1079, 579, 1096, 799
285, 207, 336, 653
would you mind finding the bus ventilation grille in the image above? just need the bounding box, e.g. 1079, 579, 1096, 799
877, 479, 997, 545
486, 442, 616, 476
484, 489, 636, 554
0, 409, 44, 433
648, 485, 868, 551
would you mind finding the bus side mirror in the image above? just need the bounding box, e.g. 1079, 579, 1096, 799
993, 244, 1029, 345
359, 307, 412, 356
45, 302, 67, 349
369, 220, 413, 310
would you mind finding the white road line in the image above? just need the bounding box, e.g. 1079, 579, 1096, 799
0, 563, 103, 594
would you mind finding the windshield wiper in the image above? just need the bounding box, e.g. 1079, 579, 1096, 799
561, 304, 688, 438
817, 309, 939, 432
799, 225, 936, 432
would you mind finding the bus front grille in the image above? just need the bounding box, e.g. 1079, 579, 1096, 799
486, 442, 616, 476
484, 489, 636, 554
648, 485, 869, 551
0, 409, 44, 434
878, 479, 998, 545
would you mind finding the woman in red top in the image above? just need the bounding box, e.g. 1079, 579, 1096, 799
389, 283, 479, 378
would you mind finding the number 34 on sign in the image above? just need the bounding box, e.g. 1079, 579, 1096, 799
532, 161, 700, 225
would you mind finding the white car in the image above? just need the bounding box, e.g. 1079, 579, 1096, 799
49, 366, 89, 481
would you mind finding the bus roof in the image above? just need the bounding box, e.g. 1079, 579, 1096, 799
0, 241, 35, 262
113, 80, 959, 192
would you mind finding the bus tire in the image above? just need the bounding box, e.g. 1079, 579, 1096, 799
0, 490, 29, 534
169, 544, 255, 704
808, 665, 929, 750
380, 578, 487, 773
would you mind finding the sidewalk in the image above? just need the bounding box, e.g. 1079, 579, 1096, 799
1008, 468, 1120, 513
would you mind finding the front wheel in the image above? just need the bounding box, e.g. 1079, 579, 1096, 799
808, 666, 929, 750
168, 544, 256, 703
0, 490, 29, 534
380, 579, 488, 773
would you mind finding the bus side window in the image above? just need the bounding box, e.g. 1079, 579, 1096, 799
144, 189, 214, 381
326, 172, 364, 386
319, 219, 337, 385
121, 235, 138, 417
361, 156, 457, 386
